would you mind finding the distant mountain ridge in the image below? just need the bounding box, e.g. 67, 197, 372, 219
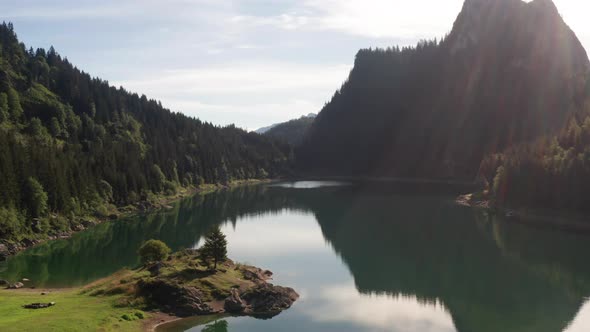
298, 0, 590, 179
255, 113, 316, 134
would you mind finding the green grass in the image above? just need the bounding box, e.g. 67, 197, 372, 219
0, 289, 145, 332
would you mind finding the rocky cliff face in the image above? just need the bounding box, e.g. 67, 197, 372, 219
298, 0, 590, 179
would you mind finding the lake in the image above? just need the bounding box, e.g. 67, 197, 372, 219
2, 181, 590, 332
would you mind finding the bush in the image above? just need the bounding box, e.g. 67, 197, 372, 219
138, 239, 171, 264
0, 207, 24, 240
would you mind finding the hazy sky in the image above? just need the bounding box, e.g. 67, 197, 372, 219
2, 0, 589, 130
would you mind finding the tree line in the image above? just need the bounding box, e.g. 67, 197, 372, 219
0, 22, 291, 242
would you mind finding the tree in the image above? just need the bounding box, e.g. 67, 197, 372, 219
202, 320, 228, 332
200, 228, 228, 270
98, 180, 113, 203
7, 88, 23, 122
0, 93, 8, 122
151, 164, 166, 192
25, 177, 48, 218
138, 239, 171, 265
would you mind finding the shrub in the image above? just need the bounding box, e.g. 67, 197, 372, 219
138, 239, 171, 264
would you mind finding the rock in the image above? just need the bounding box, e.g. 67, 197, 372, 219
137, 280, 213, 317
224, 288, 247, 313
148, 262, 164, 276
0, 244, 8, 261
22, 278, 30, 282
241, 283, 299, 315
8, 282, 24, 289
242, 267, 270, 283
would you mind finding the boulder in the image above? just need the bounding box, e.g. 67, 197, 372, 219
224, 288, 247, 313
241, 267, 272, 283
8, 282, 24, 289
242, 283, 299, 315
137, 279, 214, 317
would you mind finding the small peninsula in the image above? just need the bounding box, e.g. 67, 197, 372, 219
0, 237, 298, 331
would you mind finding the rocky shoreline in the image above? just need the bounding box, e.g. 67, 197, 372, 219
138, 262, 299, 319
89, 248, 299, 327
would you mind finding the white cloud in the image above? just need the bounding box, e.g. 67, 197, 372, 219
112, 62, 350, 129
195, 210, 327, 257
564, 299, 590, 332
303, 283, 456, 332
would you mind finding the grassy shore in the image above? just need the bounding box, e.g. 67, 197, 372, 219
0, 246, 295, 332
0, 180, 277, 331
0, 288, 145, 331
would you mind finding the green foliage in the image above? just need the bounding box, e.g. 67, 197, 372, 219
138, 239, 171, 264
0, 93, 8, 122
7, 88, 23, 122
25, 177, 48, 218
200, 228, 228, 270
98, 180, 114, 203
0, 207, 25, 239
483, 113, 590, 210
151, 165, 166, 193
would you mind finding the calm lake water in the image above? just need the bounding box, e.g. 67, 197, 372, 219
2, 181, 590, 332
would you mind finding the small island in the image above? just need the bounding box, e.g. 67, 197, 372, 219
0, 230, 299, 331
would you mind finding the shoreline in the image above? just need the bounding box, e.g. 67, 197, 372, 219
456, 193, 590, 233
0, 179, 272, 261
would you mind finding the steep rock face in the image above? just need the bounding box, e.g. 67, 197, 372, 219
299, 0, 590, 179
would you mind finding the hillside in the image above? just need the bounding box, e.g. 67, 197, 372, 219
262, 114, 316, 146
298, 0, 590, 180
0, 23, 291, 243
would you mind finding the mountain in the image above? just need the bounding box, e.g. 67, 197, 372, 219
298, 0, 590, 180
262, 113, 316, 146
255, 113, 316, 135
0, 23, 291, 242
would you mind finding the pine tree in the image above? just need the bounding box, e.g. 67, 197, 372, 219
0, 92, 8, 122
200, 227, 228, 270
25, 177, 48, 218
7, 88, 23, 122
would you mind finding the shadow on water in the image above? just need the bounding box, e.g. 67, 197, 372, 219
2, 182, 590, 332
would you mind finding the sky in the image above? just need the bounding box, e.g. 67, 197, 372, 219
2, 0, 589, 130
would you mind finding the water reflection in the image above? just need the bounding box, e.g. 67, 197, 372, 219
2, 181, 590, 332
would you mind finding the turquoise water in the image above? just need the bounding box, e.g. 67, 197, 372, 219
2, 181, 590, 332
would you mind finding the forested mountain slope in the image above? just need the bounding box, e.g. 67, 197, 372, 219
263, 114, 315, 146
298, 0, 590, 180
0, 23, 291, 242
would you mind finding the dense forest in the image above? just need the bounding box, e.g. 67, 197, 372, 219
0, 22, 291, 242
298, 0, 590, 179
263, 114, 315, 146
480, 112, 590, 211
